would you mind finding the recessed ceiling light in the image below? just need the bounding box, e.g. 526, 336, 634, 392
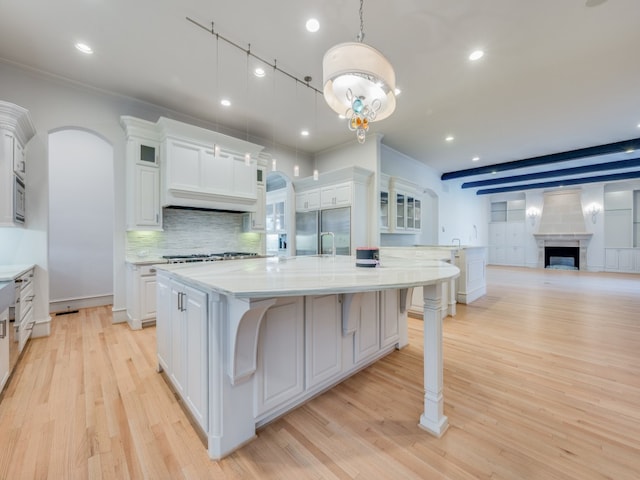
306, 18, 320, 33
301, 130, 310, 137
472, 156, 480, 162
254, 67, 266, 78
625, 148, 635, 154
220, 99, 231, 107
75, 42, 93, 54
469, 50, 484, 61
445, 135, 454, 142
394, 87, 402, 96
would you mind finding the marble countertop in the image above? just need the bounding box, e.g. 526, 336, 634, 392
126, 257, 168, 266
156, 254, 459, 299
0, 264, 35, 282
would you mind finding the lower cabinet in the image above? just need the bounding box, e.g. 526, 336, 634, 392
0, 308, 9, 392
305, 295, 343, 387
156, 276, 208, 431
126, 263, 159, 329
604, 248, 640, 273
354, 291, 380, 363
255, 297, 304, 416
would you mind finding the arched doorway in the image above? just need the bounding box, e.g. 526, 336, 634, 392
48, 129, 114, 312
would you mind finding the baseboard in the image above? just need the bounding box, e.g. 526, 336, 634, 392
32, 315, 52, 338
112, 307, 128, 324
50, 294, 113, 314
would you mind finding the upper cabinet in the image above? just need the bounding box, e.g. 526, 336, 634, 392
157, 117, 263, 213
121, 116, 162, 231
380, 175, 422, 234
121, 116, 265, 230
0, 101, 36, 227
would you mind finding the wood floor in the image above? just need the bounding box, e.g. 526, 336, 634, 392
1, 266, 639, 479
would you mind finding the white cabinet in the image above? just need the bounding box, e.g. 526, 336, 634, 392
156, 276, 208, 431
0, 307, 9, 393
488, 199, 525, 266
604, 248, 639, 273
121, 116, 162, 231
15, 268, 35, 353
0, 102, 36, 227
126, 263, 159, 330
320, 182, 352, 208
255, 297, 305, 417
305, 295, 342, 387
353, 291, 380, 363
383, 177, 422, 234
243, 166, 266, 232
295, 188, 321, 212
380, 290, 400, 349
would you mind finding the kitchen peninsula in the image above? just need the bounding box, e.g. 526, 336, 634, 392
155, 254, 459, 459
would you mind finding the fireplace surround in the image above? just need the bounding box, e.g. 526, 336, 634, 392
533, 233, 592, 271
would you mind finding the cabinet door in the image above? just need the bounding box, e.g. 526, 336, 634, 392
396, 193, 406, 230
380, 191, 389, 230
604, 249, 619, 270
306, 189, 320, 210
184, 285, 208, 430
255, 297, 304, 416
414, 199, 422, 230
354, 292, 380, 363
169, 283, 186, 397
320, 185, 336, 208
156, 277, 171, 371
618, 249, 634, 271
13, 136, 26, 179
135, 165, 160, 227
489, 223, 506, 245
140, 273, 157, 320
0, 308, 9, 393
604, 210, 633, 248
305, 295, 342, 388
380, 290, 400, 349
506, 222, 525, 246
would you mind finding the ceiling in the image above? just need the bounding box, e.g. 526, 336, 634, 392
1, 0, 640, 189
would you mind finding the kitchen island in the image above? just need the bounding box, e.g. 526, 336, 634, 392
155, 254, 459, 459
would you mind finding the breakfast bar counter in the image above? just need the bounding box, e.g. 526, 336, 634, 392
155, 254, 459, 459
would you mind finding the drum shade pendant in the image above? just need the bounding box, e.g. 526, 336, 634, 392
322, 0, 396, 143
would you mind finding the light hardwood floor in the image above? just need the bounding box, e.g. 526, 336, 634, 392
1, 266, 639, 479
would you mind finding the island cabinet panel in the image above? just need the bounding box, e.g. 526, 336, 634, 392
157, 276, 209, 432
380, 290, 401, 349
353, 292, 380, 364
305, 294, 343, 388
255, 297, 304, 417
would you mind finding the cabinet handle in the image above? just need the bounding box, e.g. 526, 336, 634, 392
150, 268, 156, 273
156, 213, 159, 223
177, 292, 182, 311
0, 319, 6, 339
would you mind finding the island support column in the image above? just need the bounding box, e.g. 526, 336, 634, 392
418, 282, 449, 436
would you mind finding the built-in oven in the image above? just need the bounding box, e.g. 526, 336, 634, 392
14, 175, 25, 224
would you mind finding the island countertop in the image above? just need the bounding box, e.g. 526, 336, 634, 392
155, 254, 459, 299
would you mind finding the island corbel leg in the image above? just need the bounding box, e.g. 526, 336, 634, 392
418, 281, 449, 437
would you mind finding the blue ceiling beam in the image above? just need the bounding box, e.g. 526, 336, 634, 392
461, 157, 640, 188
441, 137, 640, 181
475, 170, 640, 195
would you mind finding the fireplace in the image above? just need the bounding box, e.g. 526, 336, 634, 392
533, 233, 592, 271
545, 246, 579, 270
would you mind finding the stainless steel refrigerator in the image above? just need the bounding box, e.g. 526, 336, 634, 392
295, 207, 351, 256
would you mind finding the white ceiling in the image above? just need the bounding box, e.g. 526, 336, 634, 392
1, 0, 639, 177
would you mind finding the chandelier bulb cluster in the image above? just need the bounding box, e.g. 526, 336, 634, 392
322, 0, 396, 144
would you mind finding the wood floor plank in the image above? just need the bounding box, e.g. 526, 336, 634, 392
0, 266, 639, 479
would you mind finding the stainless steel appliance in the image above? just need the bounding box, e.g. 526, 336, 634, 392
162, 251, 260, 264
295, 206, 351, 256
14, 175, 25, 223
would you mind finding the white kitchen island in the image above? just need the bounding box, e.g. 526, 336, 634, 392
155, 254, 459, 459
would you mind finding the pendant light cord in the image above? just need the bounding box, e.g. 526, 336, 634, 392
357, 0, 365, 42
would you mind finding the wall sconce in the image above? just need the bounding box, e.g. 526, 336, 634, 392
586, 203, 601, 224
526, 207, 540, 226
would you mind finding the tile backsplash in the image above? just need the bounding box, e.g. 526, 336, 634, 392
126, 207, 263, 258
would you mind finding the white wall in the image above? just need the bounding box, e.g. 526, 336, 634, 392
49, 129, 114, 308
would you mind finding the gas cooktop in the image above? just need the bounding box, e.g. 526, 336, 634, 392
162, 252, 259, 264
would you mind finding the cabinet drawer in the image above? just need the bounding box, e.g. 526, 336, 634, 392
139, 264, 159, 276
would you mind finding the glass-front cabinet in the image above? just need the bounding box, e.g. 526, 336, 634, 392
379, 175, 422, 234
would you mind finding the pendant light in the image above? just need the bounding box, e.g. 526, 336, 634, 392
322, 0, 396, 143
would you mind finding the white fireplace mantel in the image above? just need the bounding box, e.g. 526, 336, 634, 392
533, 233, 592, 270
